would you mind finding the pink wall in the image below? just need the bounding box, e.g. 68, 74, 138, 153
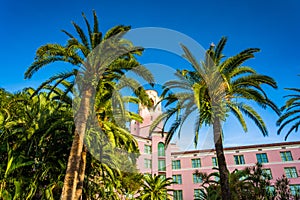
135, 134, 300, 200
169, 142, 300, 199
131, 90, 300, 199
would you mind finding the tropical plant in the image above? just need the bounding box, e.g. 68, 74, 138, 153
274, 175, 292, 200
138, 174, 174, 200
195, 163, 276, 200
277, 77, 300, 140
195, 168, 254, 200
25, 11, 154, 199
151, 37, 280, 200
245, 163, 275, 199
0, 88, 73, 199
82, 129, 143, 200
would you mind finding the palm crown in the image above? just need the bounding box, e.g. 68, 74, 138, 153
150, 36, 279, 200
151, 36, 279, 146
25, 11, 154, 200
277, 77, 300, 140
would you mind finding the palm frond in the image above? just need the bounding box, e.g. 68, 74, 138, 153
219, 48, 260, 74
214, 36, 227, 64
71, 21, 90, 49
92, 10, 99, 33
228, 103, 247, 132
277, 115, 300, 135
239, 104, 267, 136
61, 29, 75, 38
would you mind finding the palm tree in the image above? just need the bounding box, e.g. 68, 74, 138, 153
25, 11, 154, 200
0, 88, 73, 199
274, 175, 292, 200
277, 77, 300, 140
151, 37, 279, 200
195, 168, 255, 200
138, 174, 174, 200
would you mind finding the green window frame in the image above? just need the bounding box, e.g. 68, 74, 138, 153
290, 184, 300, 196
193, 173, 202, 183
158, 159, 166, 171
256, 153, 269, 163
234, 155, 245, 165
212, 157, 218, 167
159, 174, 166, 180
144, 159, 151, 169
194, 189, 202, 199
158, 142, 165, 157
284, 167, 298, 178
172, 174, 182, 184
280, 151, 293, 161
192, 158, 201, 168
172, 160, 181, 169
262, 169, 273, 179
144, 145, 151, 154
173, 190, 183, 200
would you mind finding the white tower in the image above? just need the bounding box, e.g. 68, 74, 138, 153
130, 90, 163, 137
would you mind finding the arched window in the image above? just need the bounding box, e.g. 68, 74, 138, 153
158, 142, 165, 157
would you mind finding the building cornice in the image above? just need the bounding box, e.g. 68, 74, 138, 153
171, 141, 300, 156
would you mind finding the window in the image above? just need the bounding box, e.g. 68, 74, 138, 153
144, 145, 151, 154
158, 142, 165, 157
234, 155, 245, 165
290, 185, 300, 196
173, 190, 183, 200
266, 186, 275, 196
262, 169, 273, 179
158, 159, 166, 171
160, 174, 166, 180
215, 176, 220, 182
144, 159, 151, 169
192, 158, 201, 168
280, 151, 293, 161
193, 173, 202, 183
172, 160, 181, 169
172, 174, 182, 184
212, 157, 218, 167
194, 189, 202, 199
284, 167, 298, 178
256, 153, 269, 163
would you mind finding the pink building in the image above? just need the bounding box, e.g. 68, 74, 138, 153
130, 90, 300, 200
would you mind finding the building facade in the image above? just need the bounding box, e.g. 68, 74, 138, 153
130, 90, 300, 200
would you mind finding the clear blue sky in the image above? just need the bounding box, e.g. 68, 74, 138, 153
1, 0, 299, 148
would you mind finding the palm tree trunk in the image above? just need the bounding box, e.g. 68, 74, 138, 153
75, 146, 87, 199
61, 87, 93, 200
213, 117, 231, 200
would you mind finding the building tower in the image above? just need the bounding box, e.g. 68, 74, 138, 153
130, 90, 172, 179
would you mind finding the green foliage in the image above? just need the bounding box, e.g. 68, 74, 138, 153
194, 163, 300, 200
277, 76, 300, 140
150, 36, 279, 200
151, 37, 279, 147
25, 10, 155, 199
138, 174, 174, 200
274, 175, 292, 200
0, 88, 73, 199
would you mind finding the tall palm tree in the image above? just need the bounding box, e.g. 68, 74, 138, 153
138, 174, 174, 200
277, 77, 300, 140
25, 11, 154, 200
151, 37, 279, 200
